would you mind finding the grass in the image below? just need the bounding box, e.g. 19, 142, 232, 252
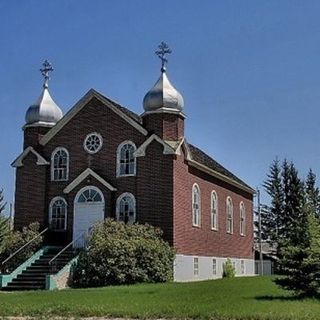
0, 276, 319, 319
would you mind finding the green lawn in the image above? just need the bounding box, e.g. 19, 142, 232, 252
0, 276, 319, 319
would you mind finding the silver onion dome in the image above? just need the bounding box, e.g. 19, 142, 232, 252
143, 67, 184, 112
25, 60, 63, 127
143, 42, 184, 113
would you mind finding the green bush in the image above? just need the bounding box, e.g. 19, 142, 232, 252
0, 222, 43, 273
223, 258, 235, 278
72, 219, 175, 287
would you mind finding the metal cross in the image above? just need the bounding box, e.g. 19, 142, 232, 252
155, 41, 172, 71
40, 60, 54, 88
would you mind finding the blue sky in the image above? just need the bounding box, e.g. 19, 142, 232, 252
1, 0, 320, 213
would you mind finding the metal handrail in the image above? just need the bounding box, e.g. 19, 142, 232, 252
48, 232, 87, 272
1, 227, 48, 267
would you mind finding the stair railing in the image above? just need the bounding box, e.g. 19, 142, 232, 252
0, 227, 48, 274
48, 231, 90, 274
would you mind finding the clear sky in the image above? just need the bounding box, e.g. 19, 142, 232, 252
1, 0, 320, 213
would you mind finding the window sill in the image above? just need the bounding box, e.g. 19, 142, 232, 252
192, 224, 201, 228
117, 174, 136, 178
226, 231, 233, 235
211, 227, 218, 232
240, 233, 245, 237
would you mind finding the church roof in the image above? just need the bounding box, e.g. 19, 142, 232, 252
187, 143, 253, 192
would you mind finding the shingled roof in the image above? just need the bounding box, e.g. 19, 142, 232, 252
187, 143, 253, 191
95, 91, 252, 192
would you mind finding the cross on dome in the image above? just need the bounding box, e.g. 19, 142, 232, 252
155, 42, 172, 72
40, 60, 54, 88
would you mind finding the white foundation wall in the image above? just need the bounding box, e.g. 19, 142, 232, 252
174, 254, 255, 282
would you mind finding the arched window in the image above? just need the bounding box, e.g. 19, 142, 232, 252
117, 141, 136, 177
116, 193, 136, 224
192, 184, 201, 227
240, 202, 246, 236
51, 147, 69, 181
211, 191, 218, 230
77, 187, 103, 203
49, 197, 67, 231
226, 197, 233, 234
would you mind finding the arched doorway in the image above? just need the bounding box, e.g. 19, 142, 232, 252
73, 186, 105, 247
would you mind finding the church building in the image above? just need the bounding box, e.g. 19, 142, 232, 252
12, 43, 255, 281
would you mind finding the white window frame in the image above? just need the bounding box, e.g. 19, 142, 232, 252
226, 196, 233, 234
116, 192, 136, 224
241, 260, 245, 275
51, 147, 69, 181
212, 258, 217, 275
192, 183, 201, 227
240, 202, 246, 236
193, 257, 199, 276
83, 132, 103, 154
116, 141, 137, 177
211, 191, 218, 230
49, 196, 67, 231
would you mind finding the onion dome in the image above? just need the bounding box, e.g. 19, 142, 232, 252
143, 42, 184, 113
25, 60, 63, 127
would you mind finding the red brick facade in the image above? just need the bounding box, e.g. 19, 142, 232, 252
13, 91, 253, 260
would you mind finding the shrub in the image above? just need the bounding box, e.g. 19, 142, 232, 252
72, 219, 175, 287
0, 222, 43, 273
223, 258, 235, 278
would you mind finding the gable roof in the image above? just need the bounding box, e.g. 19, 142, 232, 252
186, 142, 254, 194
40, 89, 147, 145
64, 168, 117, 194
11, 146, 49, 167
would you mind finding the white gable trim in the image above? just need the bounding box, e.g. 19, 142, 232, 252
11, 146, 50, 168
63, 168, 117, 194
40, 89, 147, 146
188, 159, 255, 194
134, 134, 176, 157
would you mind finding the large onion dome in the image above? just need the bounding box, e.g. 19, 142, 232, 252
25, 60, 63, 127
143, 67, 184, 113
143, 42, 184, 114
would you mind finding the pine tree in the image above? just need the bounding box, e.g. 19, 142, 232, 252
263, 159, 284, 246
275, 207, 320, 297
305, 169, 320, 218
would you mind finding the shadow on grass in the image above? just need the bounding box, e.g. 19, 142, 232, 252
255, 295, 305, 301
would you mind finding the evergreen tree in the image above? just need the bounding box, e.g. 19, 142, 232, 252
305, 169, 320, 217
275, 207, 320, 297
263, 159, 284, 246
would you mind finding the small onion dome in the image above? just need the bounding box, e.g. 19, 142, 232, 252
25, 87, 63, 126
143, 67, 184, 113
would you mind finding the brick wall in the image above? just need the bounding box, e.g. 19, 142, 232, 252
142, 113, 184, 141
173, 150, 254, 259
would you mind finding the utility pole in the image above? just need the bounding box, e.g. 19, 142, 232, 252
257, 188, 263, 275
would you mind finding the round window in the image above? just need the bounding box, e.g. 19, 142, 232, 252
84, 133, 103, 154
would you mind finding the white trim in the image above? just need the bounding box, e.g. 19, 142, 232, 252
11, 146, 49, 167
134, 134, 176, 157
226, 196, 234, 234
63, 168, 117, 194
40, 89, 148, 146
74, 185, 105, 204
116, 140, 137, 177
192, 183, 201, 227
240, 201, 246, 236
49, 196, 67, 231
116, 192, 136, 224
51, 147, 69, 181
141, 108, 186, 118
211, 191, 218, 231
83, 132, 103, 154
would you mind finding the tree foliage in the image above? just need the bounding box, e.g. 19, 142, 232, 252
0, 188, 8, 249
223, 258, 235, 278
0, 222, 43, 273
72, 219, 175, 288
264, 159, 320, 297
